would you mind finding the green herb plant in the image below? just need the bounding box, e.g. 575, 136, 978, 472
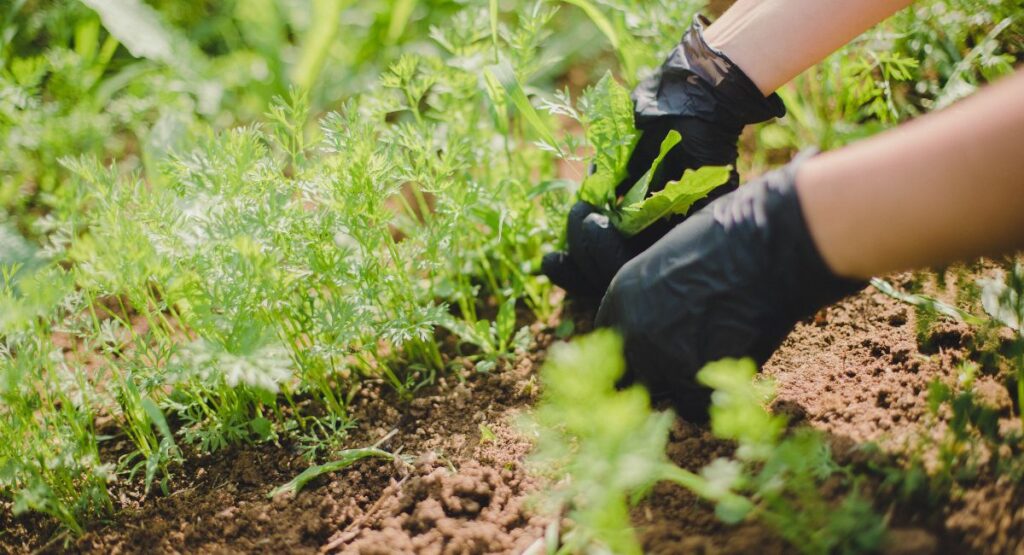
1, 1, 573, 534
526, 331, 884, 555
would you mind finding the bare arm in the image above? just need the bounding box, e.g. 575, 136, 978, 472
797, 70, 1024, 279
704, 0, 914, 95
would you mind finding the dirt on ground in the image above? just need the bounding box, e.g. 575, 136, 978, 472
1, 318, 561, 555
3, 275, 1024, 554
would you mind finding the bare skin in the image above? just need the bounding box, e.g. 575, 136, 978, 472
700, 0, 1023, 277
704, 0, 915, 95
797, 70, 1024, 279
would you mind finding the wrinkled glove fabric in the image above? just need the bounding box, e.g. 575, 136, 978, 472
544, 14, 786, 298
595, 155, 866, 421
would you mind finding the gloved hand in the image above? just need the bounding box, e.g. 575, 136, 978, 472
541, 201, 634, 298
594, 154, 866, 421
543, 14, 786, 299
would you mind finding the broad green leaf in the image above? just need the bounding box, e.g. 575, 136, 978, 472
578, 170, 618, 207
621, 130, 681, 207
613, 165, 730, 237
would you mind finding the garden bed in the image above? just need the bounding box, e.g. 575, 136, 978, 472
3, 277, 1022, 554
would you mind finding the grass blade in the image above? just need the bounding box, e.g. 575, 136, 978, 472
871, 278, 986, 326
489, 0, 500, 61
387, 0, 419, 44
268, 448, 395, 498
486, 61, 560, 154
291, 0, 348, 91
561, 0, 635, 77
561, 0, 620, 52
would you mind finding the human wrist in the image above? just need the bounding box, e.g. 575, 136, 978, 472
793, 155, 869, 281
631, 14, 785, 130
756, 155, 867, 321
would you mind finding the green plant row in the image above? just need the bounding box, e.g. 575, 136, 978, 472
0, 1, 573, 534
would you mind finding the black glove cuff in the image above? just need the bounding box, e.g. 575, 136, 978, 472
760, 152, 866, 322
632, 14, 786, 130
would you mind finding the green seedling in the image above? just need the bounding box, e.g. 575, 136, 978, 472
875, 266, 1024, 421
269, 448, 396, 498
527, 331, 884, 555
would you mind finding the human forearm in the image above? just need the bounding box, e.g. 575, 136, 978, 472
797, 70, 1024, 279
704, 0, 914, 94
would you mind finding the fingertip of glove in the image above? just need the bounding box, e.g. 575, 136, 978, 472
540, 251, 569, 277
581, 212, 612, 231
568, 201, 600, 227
541, 251, 607, 300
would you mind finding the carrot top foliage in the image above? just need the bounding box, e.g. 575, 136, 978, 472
1, 0, 577, 532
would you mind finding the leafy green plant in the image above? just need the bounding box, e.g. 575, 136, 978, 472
526, 331, 884, 555
2, 0, 1018, 541
1, 1, 576, 534
0, 261, 114, 535
556, 73, 731, 237
524, 331, 751, 555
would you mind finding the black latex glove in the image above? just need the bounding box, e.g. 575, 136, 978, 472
541, 201, 634, 298
594, 154, 866, 421
543, 15, 786, 299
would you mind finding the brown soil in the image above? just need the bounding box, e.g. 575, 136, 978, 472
765, 281, 1023, 555
3, 277, 1023, 554
1, 320, 559, 555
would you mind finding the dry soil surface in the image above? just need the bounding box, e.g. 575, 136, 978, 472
2, 280, 1023, 554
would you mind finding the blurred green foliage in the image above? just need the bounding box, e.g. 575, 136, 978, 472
527, 332, 883, 555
